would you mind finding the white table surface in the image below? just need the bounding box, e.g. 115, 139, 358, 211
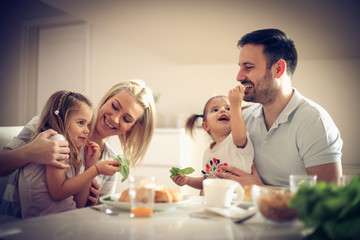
0, 196, 306, 240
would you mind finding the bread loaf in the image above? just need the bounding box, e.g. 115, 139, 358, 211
118, 185, 183, 203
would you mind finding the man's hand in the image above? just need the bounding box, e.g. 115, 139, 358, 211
23, 129, 70, 168
86, 179, 100, 206
215, 163, 264, 186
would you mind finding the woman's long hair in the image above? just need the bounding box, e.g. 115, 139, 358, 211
96, 80, 156, 167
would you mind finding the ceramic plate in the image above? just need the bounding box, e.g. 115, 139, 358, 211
236, 201, 254, 208
100, 193, 191, 211
205, 205, 256, 220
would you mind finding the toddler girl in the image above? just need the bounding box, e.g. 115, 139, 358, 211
171, 85, 254, 193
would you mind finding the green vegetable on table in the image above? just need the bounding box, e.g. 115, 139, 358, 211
114, 154, 130, 182
170, 167, 195, 178
288, 175, 360, 240
103, 196, 113, 201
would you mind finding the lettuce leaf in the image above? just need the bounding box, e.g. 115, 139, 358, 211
170, 167, 195, 178
114, 155, 130, 182
288, 175, 360, 240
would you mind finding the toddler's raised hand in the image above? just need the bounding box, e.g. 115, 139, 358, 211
85, 140, 101, 169
96, 160, 119, 176
228, 85, 245, 106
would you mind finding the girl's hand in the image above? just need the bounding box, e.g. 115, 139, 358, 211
85, 140, 101, 170
172, 174, 188, 186
228, 85, 245, 106
96, 160, 119, 176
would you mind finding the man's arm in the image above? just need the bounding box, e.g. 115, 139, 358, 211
0, 129, 70, 176
306, 162, 342, 184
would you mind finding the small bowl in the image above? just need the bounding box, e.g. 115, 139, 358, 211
252, 186, 298, 226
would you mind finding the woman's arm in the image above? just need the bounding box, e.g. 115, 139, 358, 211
0, 129, 70, 176
73, 181, 92, 208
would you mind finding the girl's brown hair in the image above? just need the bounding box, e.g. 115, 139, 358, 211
185, 95, 226, 137
33, 90, 93, 174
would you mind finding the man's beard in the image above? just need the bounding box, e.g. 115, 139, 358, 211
243, 70, 278, 105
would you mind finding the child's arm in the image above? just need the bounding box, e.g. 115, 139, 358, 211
46, 160, 119, 206
228, 85, 247, 148
172, 175, 203, 190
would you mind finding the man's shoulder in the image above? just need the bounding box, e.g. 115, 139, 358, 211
296, 97, 332, 121
242, 103, 261, 117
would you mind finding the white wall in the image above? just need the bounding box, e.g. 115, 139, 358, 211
87, 27, 360, 172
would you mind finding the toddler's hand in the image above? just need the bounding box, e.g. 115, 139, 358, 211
172, 174, 188, 186
228, 85, 244, 106
85, 140, 101, 169
96, 160, 119, 176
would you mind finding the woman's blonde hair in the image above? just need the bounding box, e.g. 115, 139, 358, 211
34, 90, 93, 175
96, 80, 156, 167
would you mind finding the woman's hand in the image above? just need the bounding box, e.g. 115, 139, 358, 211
84, 140, 101, 170
26, 129, 70, 168
215, 163, 264, 186
96, 160, 120, 176
86, 179, 100, 206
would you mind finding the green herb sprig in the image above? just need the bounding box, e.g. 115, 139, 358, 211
114, 155, 130, 182
170, 167, 195, 178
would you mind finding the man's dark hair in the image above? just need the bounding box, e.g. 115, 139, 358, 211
238, 29, 298, 77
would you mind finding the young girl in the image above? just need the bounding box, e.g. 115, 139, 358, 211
171, 85, 254, 193
18, 91, 120, 218
1, 80, 156, 218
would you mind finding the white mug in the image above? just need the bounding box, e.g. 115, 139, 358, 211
203, 178, 244, 208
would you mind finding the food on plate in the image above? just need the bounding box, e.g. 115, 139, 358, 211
118, 184, 183, 203
168, 189, 183, 202
119, 189, 130, 202
170, 167, 195, 178
154, 185, 173, 203
243, 184, 256, 202
114, 154, 130, 182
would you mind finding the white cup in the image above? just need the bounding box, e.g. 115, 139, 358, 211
203, 178, 244, 208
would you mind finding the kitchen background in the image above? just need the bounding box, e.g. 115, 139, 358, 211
1, 0, 359, 193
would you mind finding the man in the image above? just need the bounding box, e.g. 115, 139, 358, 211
216, 29, 342, 186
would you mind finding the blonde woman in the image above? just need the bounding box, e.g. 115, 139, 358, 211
1, 80, 156, 218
